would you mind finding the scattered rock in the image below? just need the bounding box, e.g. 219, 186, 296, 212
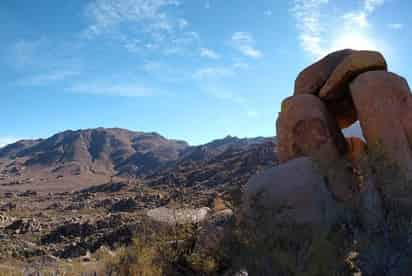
80, 182, 128, 194
5, 218, 42, 234
147, 207, 211, 225
0, 202, 16, 212
18, 190, 37, 197
110, 198, 138, 213
0, 213, 14, 228
41, 222, 96, 244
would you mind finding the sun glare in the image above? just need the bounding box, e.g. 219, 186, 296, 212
330, 32, 379, 52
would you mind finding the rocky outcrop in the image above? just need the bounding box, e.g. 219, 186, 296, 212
278, 49, 412, 177
245, 157, 339, 225
253, 48, 412, 225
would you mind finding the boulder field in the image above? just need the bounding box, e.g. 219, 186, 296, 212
247, 49, 412, 226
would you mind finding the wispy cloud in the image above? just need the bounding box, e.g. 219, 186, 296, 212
193, 67, 236, 80
342, 11, 369, 28
291, 0, 387, 58
341, 0, 384, 29
364, 0, 384, 13
388, 23, 403, 30
264, 10, 273, 16
200, 48, 220, 59
291, 0, 329, 58
83, 0, 198, 56
7, 38, 83, 88
67, 82, 153, 97
0, 137, 20, 148
84, 0, 180, 37
8, 39, 44, 69
231, 32, 263, 59
205, 87, 245, 104
193, 62, 249, 80
16, 70, 79, 86
203, 86, 258, 118
178, 18, 189, 29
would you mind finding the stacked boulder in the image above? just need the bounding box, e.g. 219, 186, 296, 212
246, 49, 412, 226
278, 49, 412, 177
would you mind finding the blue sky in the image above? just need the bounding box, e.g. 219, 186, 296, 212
1, 0, 411, 146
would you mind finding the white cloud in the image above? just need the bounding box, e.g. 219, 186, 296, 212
178, 18, 189, 29
342, 12, 369, 28
84, 0, 180, 36
204, 87, 245, 104
364, 0, 384, 13
0, 137, 20, 148
193, 61, 249, 80
291, 0, 329, 58
233, 62, 249, 70
83, 0, 198, 56
163, 31, 200, 55
200, 48, 220, 59
388, 23, 404, 30
291, 0, 387, 58
7, 38, 83, 87
231, 32, 263, 58
9, 39, 44, 68
16, 70, 79, 86
193, 67, 235, 80
247, 110, 258, 118
264, 10, 273, 16
203, 86, 259, 118
67, 82, 153, 97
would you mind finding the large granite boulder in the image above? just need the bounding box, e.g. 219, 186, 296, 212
319, 50, 387, 100
350, 71, 412, 177
276, 94, 347, 163
294, 49, 354, 96
244, 157, 340, 225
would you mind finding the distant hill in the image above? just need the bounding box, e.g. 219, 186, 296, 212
0, 128, 275, 183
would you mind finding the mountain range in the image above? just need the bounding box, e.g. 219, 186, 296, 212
0, 128, 275, 192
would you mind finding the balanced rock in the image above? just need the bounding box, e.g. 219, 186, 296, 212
319, 50, 387, 100
244, 157, 339, 225
294, 49, 354, 96
276, 94, 347, 163
350, 71, 412, 177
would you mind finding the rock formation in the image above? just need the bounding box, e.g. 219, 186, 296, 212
248, 48, 412, 225
279, 49, 412, 178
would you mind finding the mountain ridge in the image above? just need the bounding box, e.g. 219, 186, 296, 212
0, 128, 275, 191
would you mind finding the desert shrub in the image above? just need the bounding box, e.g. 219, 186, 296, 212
352, 144, 412, 276
214, 195, 351, 276
102, 218, 207, 276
